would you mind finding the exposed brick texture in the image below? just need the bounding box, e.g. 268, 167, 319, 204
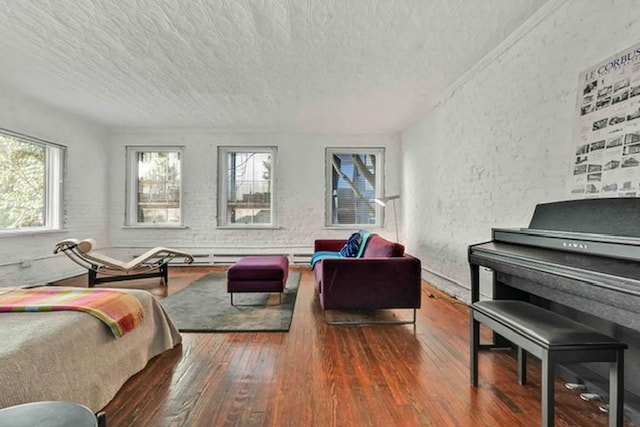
3, 1, 640, 292
107, 131, 401, 254
0, 105, 401, 285
0, 87, 110, 285
401, 0, 640, 301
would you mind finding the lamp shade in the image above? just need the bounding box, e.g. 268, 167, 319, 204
373, 195, 400, 206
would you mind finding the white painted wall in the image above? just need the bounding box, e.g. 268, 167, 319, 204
0, 87, 400, 285
106, 130, 401, 261
401, 0, 640, 301
9, 0, 636, 292
0, 86, 109, 286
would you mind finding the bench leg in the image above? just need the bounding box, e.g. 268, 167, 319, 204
518, 346, 527, 385
609, 349, 624, 427
470, 311, 479, 387
541, 353, 554, 427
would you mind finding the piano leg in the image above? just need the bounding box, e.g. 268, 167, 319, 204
541, 353, 555, 427
610, 349, 625, 427
470, 311, 479, 387
493, 272, 534, 348
470, 263, 516, 348
470, 264, 480, 303
518, 346, 527, 385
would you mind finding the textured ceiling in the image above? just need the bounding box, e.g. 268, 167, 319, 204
0, 0, 549, 134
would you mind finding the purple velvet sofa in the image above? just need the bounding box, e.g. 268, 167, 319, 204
312, 234, 422, 324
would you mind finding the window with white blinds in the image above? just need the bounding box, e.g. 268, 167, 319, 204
325, 148, 384, 227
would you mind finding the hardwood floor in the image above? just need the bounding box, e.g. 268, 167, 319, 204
55, 267, 635, 426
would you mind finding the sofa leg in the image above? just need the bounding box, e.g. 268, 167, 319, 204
324, 308, 416, 325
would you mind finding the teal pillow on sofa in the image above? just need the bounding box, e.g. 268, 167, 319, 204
355, 231, 373, 257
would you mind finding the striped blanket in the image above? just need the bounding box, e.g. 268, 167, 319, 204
0, 287, 144, 337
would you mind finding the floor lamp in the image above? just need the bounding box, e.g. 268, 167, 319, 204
373, 195, 400, 242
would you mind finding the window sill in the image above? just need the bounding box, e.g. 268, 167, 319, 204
324, 225, 380, 230
217, 225, 281, 230
122, 225, 188, 230
0, 228, 68, 238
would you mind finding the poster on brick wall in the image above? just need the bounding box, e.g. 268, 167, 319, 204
571, 42, 640, 198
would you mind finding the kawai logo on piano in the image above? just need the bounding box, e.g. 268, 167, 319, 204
562, 241, 588, 249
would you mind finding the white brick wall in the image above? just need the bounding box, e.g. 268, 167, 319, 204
0, 86, 110, 286
401, 0, 640, 301
0, 95, 401, 286
11, 0, 638, 291
107, 130, 401, 254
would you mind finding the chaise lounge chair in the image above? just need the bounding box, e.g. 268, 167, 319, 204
54, 238, 194, 287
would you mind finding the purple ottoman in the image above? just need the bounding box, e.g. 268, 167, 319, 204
227, 256, 289, 305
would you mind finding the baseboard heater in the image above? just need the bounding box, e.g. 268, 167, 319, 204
210, 252, 313, 265
136, 252, 313, 266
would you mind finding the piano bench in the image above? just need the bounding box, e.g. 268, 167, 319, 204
470, 300, 627, 427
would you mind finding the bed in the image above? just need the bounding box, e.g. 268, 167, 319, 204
0, 286, 182, 412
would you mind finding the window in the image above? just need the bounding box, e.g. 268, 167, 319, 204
326, 148, 384, 227
0, 129, 64, 232
126, 146, 183, 226
218, 147, 276, 227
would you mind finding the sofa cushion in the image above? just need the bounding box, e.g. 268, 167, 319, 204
227, 256, 288, 281
362, 235, 404, 257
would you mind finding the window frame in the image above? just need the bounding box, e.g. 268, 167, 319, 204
125, 145, 184, 228
0, 128, 65, 234
325, 147, 385, 228
217, 146, 277, 228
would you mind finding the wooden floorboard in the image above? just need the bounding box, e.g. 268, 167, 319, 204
54, 267, 635, 426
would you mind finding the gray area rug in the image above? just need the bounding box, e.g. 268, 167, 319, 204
160, 271, 300, 332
